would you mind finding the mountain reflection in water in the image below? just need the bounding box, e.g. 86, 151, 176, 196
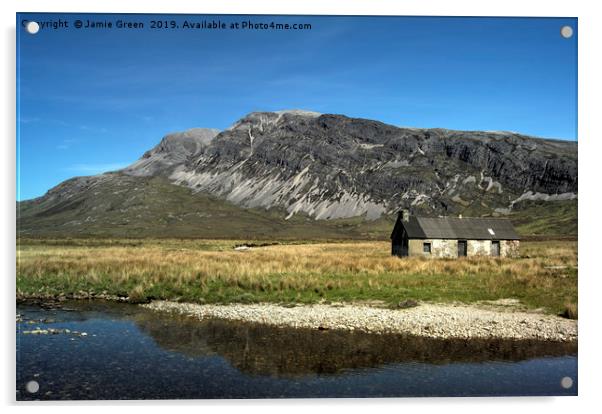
134, 311, 577, 378
16, 301, 578, 400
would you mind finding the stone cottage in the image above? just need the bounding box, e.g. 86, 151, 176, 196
391, 211, 520, 258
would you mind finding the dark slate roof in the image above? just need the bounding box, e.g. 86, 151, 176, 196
403, 216, 520, 240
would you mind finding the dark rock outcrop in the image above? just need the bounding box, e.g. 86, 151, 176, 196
159, 111, 577, 219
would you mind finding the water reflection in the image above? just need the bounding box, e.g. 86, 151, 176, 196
16, 300, 578, 399
134, 311, 577, 378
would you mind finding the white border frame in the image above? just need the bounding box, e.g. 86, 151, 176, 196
3, 1, 600, 413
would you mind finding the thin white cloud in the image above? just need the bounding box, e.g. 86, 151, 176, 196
79, 125, 108, 133
55, 138, 79, 150
19, 117, 72, 127
63, 163, 128, 174
19, 117, 41, 124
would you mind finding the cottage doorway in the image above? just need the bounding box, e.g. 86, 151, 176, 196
492, 241, 500, 256
401, 236, 408, 256
458, 240, 467, 257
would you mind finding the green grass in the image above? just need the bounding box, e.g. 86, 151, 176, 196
511, 200, 577, 237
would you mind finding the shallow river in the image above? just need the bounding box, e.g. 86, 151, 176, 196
16, 301, 577, 400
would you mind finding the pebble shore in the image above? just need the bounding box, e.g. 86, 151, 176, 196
143, 300, 577, 342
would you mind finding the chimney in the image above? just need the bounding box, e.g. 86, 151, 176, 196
401, 209, 410, 222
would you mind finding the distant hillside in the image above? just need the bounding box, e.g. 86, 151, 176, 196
17, 110, 577, 239
17, 174, 396, 239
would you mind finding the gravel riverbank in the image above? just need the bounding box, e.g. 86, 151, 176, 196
142, 300, 577, 342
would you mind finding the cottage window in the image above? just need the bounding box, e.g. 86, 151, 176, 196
423, 242, 431, 254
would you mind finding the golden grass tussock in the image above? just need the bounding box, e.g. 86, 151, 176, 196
562, 302, 578, 319
19, 241, 575, 282
20, 242, 569, 276
17, 239, 577, 314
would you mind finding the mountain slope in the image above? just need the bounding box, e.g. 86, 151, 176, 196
17, 110, 578, 238
123, 128, 220, 177
164, 111, 577, 219
17, 174, 396, 239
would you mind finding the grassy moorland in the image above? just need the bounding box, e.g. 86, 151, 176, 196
511, 200, 577, 238
16, 239, 577, 317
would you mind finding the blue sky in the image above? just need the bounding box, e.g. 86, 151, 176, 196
17, 14, 577, 201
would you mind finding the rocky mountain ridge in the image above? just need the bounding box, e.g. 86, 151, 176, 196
124, 110, 577, 220
18, 110, 577, 237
